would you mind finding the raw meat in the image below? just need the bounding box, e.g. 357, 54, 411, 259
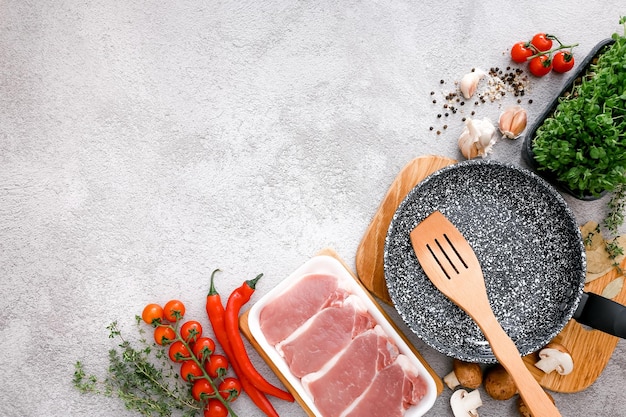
301, 326, 399, 417
259, 273, 348, 344
339, 355, 429, 417
276, 295, 375, 377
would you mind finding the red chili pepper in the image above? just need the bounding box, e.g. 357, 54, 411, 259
225, 274, 294, 402
206, 269, 233, 355
206, 269, 282, 417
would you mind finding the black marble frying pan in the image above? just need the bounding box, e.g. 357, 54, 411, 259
384, 159, 626, 363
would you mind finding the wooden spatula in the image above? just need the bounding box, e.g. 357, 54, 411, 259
411, 211, 561, 417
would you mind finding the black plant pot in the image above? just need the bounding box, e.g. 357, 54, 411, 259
522, 38, 615, 201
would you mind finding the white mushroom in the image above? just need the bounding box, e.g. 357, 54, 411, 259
444, 359, 483, 389
534, 342, 574, 375
450, 389, 482, 417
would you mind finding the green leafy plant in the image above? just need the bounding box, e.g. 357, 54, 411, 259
532, 16, 626, 198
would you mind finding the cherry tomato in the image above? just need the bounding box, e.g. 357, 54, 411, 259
192, 337, 216, 363
163, 299, 186, 322
528, 55, 552, 77
180, 360, 204, 382
192, 378, 216, 402
168, 340, 191, 362
510, 41, 534, 63
531, 33, 553, 52
204, 399, 228, 417
141, 303, 164, 326
218, 377, 242, 402
180, 320, 203, 343
552, 51, 575, 73
205, 354, 229, 379
153, 325, 176, 346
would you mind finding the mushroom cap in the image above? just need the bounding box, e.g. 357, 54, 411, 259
452, 359, 483, 389
484, 364, 517, 400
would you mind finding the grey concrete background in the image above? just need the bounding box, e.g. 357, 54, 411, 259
1, 1, 625, 416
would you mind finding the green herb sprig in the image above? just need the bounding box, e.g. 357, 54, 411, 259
73, 320, 202, 417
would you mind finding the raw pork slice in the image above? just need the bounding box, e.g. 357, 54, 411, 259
276, 295, 375, 377
259, 273, 348, 344
340, 355, 428, 417
301, 326, 398, 417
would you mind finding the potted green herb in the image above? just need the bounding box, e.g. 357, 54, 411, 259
525, 21, 626, 198
524, 16, 626, 238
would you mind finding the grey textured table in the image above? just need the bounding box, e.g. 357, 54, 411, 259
1, 1, 624, 416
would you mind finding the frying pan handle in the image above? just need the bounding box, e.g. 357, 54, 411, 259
574, 292, 626, 338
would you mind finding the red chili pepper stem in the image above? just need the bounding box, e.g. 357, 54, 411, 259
245, 273, 263, 290
208, 268, 222, 296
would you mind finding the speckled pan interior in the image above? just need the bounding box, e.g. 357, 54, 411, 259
384, 159, 586, 363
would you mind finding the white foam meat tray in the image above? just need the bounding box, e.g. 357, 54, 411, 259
247, 254, 438, 417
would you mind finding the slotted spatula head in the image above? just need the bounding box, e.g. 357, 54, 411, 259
409, 210, 490, 312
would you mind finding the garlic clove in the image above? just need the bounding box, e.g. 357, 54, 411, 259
460, 69, 486, 100
458, 128, 478, 159
499, 105, 527, 139
458, 117, 496, 159
472, 118, 497, 156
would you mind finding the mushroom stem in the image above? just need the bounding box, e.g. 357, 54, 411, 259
444, 370, 461, 389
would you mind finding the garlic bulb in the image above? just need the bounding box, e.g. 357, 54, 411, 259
458, 117, 497, 159
499, 105, 527, 139
460, 69, 486, 99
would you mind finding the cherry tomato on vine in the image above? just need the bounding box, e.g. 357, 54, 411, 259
180, 320, 203, 343
510, 41, 534, 63
168, 340, 191, 362
180, 360, 204, 382
205, 354, 229, 379
218, 377, 242, 402
552, 51, 575, 73
154, 325, 176, 345
204, 399, 228, 417
192, 378, 216, 402
192, 337, 216, 363
141, 303, 164, 326
163, 299, 186, 322
531, 33, 553, 52
528, 55, 552, 77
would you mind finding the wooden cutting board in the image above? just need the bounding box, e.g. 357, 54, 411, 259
239, 248, 444, 417
354, 154, 626, 393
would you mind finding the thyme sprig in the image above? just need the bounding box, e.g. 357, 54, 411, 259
604, 183, 626, 274
73, 320, 202, 417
